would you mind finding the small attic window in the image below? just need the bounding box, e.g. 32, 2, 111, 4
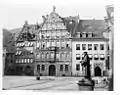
88, 32, 93, 38
80, 33, 82, 37
82, 32, 86, 38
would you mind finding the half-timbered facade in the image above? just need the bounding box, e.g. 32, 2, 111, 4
15, 21, 39, 75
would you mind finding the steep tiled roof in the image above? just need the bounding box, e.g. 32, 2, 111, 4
9, 23, 42, 41
63, 17, 107, 38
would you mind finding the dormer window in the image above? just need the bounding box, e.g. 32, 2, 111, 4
88, 32, 93, 38
82, 32, 86, 38
80, 33, 82, 37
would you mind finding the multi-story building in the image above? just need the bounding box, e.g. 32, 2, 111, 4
34, 7, 73, 76
15, 21, 39, 75
71, 20, 109, 77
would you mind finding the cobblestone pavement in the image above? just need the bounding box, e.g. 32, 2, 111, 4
3, 76, 108, 91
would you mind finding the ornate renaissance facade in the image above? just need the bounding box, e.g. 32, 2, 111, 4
34, 7, 72, 76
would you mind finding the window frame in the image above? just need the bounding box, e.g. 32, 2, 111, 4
82, 44, 86, 50
76, 64, 80, 71
76, 54, 80, 60
88, 44, 92, 50
60, 65, 63, 71
65, 64, 68, 72
100, 44, 104, 50
76, 44, 80, 50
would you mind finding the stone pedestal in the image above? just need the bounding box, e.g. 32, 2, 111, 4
77, 78, 95, 91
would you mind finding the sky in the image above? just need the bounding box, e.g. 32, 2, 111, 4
0, 0, 114, 30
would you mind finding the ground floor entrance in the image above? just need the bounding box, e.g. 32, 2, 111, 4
49, 65, 56, 76
94, 66, 102, 76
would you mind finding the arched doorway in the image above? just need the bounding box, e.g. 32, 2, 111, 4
94, 66, 101, 76
49, 65, 56, 76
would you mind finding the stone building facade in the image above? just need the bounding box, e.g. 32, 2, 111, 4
34, 7, 72, 76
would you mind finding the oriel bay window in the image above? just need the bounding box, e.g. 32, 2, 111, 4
76, 44, 80, 50
100, 54, 105, 60
76, 54, 80, 60
82, 44, 86, 50
88, 44, 92, 50
94, 54, 99, 60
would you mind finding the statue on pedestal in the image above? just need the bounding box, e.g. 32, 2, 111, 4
78, 52, 95, 91
81, 52, 91, 80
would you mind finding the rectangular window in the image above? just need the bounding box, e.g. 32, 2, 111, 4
66, 53, 70, 60
46, 31, 50, 38
56, 41, 60, 48
100, 44, 104, 50
88, 44, 92, 50
61, 53, 65, 61
88, 54, 92, 60
82, 44, 86, 50
51, 52, 54, 59
100, 54, 105, 60
65, 65, 68, 71
76, 44, 80, 50
76, 64, 80, 71
46, 41, 50, 48
56, 52, 59, 60
41, 65, 45, 71
76, 54, 80, 60
51, 41, 55, 46
41, 53, 44, 59
94, 54, 99, 60
60, 65, 63, 71
61, 41, 65, 49
46, 53, 49, 59
28, 59, 30, 63
94, 44, 98, 50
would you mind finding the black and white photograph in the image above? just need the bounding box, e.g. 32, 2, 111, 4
1, 0, 114, 92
